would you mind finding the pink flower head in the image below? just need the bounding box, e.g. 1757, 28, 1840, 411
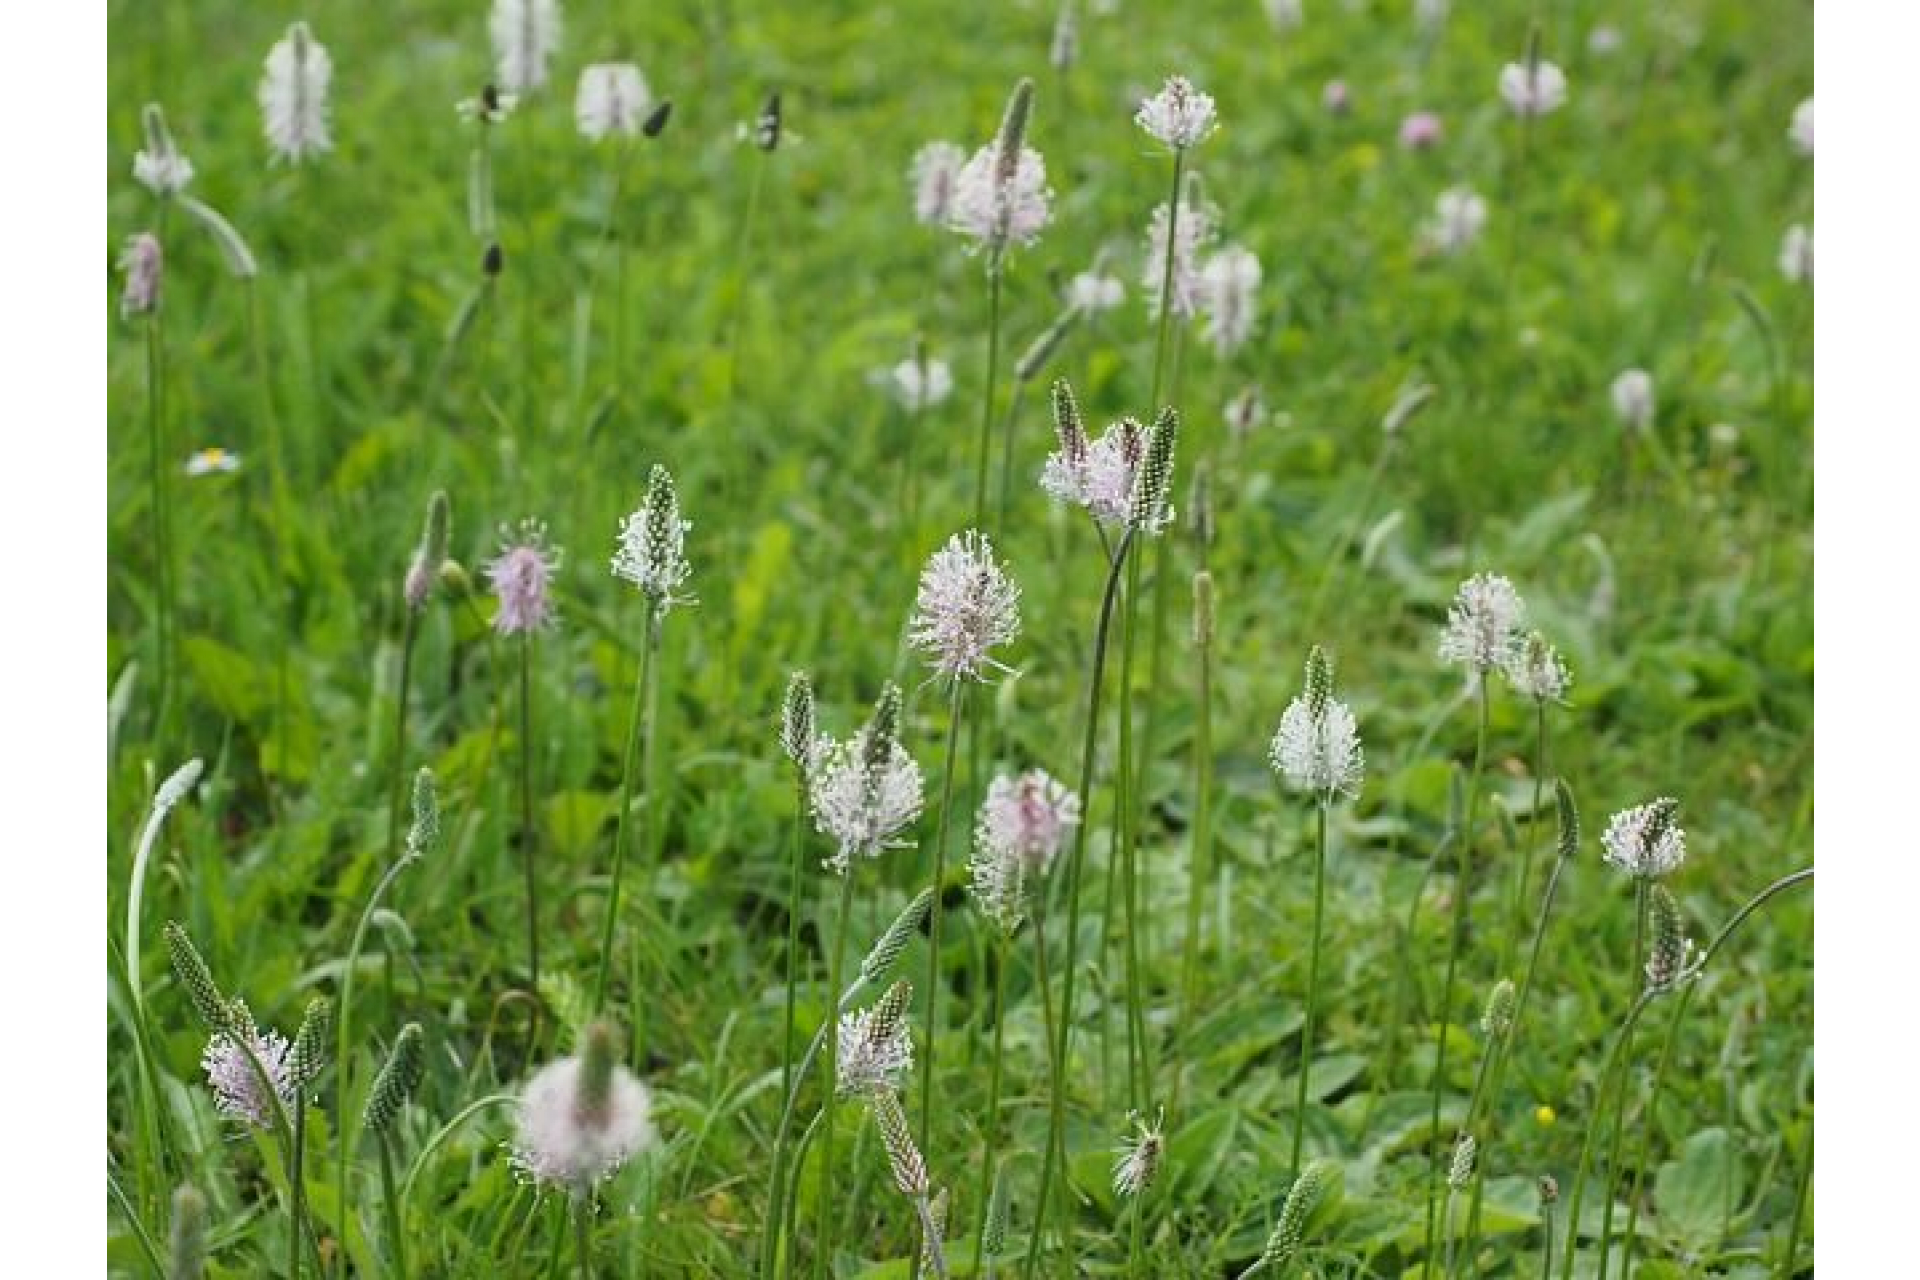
486, 519, 561, 635
1399, 111, 1444, 150
1322, 80, 1351, 116
119, 232, 163, 318
202, 1019, 294, 1130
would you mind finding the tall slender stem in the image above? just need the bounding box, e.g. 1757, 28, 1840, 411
1423, 680, 1491, 1267
919, 682, 969, 1148
575, 1194, 595, 1280
377, 1132, 408, 1280
288, 1102, 308, 1280
519, 634, 541, 989
1173, 589, 1214, 1119
771, 769, 809, 1260
1112, 552, 1145, 1112
1291, 802, 1329, 1178
245, 278, 293, 796
971, 942, 1010, 1275
1561, 995, 1652, 1280
812, 870, 857, 1280
1505, 704, 1549, 971
596, 606, 660, 1009
143, 309, 175, 740
388, 609, 420, 864
1025, 532, 1133, 1279
972, 264, 1005, 529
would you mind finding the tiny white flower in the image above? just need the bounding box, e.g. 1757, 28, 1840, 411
1601, 798, 1687, 879
836, 985, 914, 1097
949, 142, 1053, 252
1500, 630, 1571, 703
909, 530, 1021, 683
1426, 186, 1488, 255
259, 22, 333, 164
1269, 648, 1364, 802
1112, 1109, 1166, 1198
1135, 75, 1218, 151
1788, 96, 1814, 158
1588, 24, 1623, 56
1779, 223, 1813, 284
184, 447, 242, 477
575, 63, 651, 141
457, 86, 519, 124
910, 141, 967, 227
133, 104, 194, 197
490, 0, 561, 95
1498, 59, 1568, 117
511, 1048, 656, 1191
1611, 368, 1655, 433
873, 352, 955, 413
809, 689, 923, 875
1142, 192, 1219, 320
1224, 386, 1267, 441
610, 465, 694, 612
1067, 270, 1126, 313
969, 769, 1080, 934
1438, 573, 1527, 675
1199, 244, 1261, 357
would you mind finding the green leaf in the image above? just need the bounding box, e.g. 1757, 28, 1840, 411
1654, 1126, 1744, 1253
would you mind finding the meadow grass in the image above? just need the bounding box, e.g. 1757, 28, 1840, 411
109, 1, 1812, 1274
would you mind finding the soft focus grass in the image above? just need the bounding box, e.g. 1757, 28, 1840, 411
108, 0, 1812, 1275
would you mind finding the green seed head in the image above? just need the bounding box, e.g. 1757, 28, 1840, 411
1189, 462, 1214, 549
289, 996, 333, 1091
1128, 405, 1179, 533
1261, 1158, 1334, 1270
164, 922, 229, 1034
405, 768, 439, 860
1481, 978, 1516, 1040
1192, 571, 1215, 649
983, 1163, 1010, 1256
1303, 645, 1334, 719
1644, 885, 1692, 992
167, 1183, 208, 1280
363, 1023, 425, 1133
859, 887, 934, 989
1448, 1134, 1478, 1189
870, 1091, 929, 1197
1050, 379, 1088, 463
406, 490, 451, 609
781, 670, 816, 774
864, 683, 904, 771
869, 979, 914, 1044
576, 1020, 622, 1121
994, 78, 1036, 181
1554, 778, 1580, 861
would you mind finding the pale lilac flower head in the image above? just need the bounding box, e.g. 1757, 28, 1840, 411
809, 687, 923, 874
1611, 368, 1655, 433
909, 530, 1021, 683
1135, 75, 1218, 151
1067, 269, 1126, 313
1266, 0, 1304, 32
259, 22, 333, 164
1587, 25, 1623, 56
490, 0, 561, 95
487, 519, 561, 635
1042, 415, 1145, 527
1142, 189, 1219, 320
1427, 186, 1488, 255
611, 465, 693, 612
971, 770, 1079, 933
1322, 80, 1351, 115
201, 1014, 294, 1129
1600, 798, 1687, 879
1438, 572, 1527, 674
1399, 111, 1444, 150
873, 350, 955, 412
1499, 59, 1568, 117
949, 142, 1053, 252
1225, 386, 1267, 441
120, 232, 162, 318
1501, 630, 1571, 703
1199, 244, 1261, 357
1789, 97, 1814, 157
835, 983, 914, 1097
1416, 0, 1451, 30
1779, 224, 1813, 284
911, 141, 967, 227
575, 64, 651, 141
134, 103, 194, 197
510, 1052, 656, 1190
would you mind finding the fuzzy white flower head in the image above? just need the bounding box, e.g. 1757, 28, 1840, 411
1050, 1, 1078, 71
611, 465, 693, 611
1112, 1109, 1166, 1198
1588, 25, 1623, 55
1136, 75, 1218, 150
874, 352, 954, 413
575, 64, 650, 141
1225, 386, 1267, 440
1789, 97, 1814, 157
1600, 798, 1686, 879
1498, 59, 1568, 117
1199, 244, 1261, 357
810, 690, 923, 875
1142, 191, 1219, 320
909, 530, 1021, 683
1269, 648, 1364, 802
120, 232, 163, 319
836, 985, 914, 1097
134, 104, 195, 197
202, 1017, 293, 1130
511, 1052, 655, 1191
1416, 0, 1450, 30
970, 769, 1080, 932
949, 143, 1053, 252
1266, 0, 1304, 32
1042, 416, 1142, 527
1779, 224, 1813, 284
457, 85, 519, 124
1611, 368, 1655, 433
259, 22, 333, 164
1501, 630, 1571, 703
911, 141, 967, 227
1438, 572, 1527, 674
1427, 186, 1488, 255
1067, 270, 1126, 313
184, 447, 242, 477
491, 0, 561, 95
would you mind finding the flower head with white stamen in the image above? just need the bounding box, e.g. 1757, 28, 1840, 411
1501, 630, 1571, 703
511, 1022, 656, 1191
970, 770, 1080, 933
836, 980, 914, 1097
1426, 186, 1488, 255
611, 465, 694, 613
575, 64, 650, 141
910, 141, 967, 227
1135, 75, 1217, 151
1270, 646, 1365, 802
1601, 798, 1687, 880
1498, 59, 1567, 116
259, 22, 333, 163
1199, 244, 1261, 356
1113, 1108, 1166, 1197
134, 103, 194, 196
120, 233, 163, 319
201, 1009, 294, 1130
1789, 97, 1814, 157
490, 0, 560, 94
909, 531, 1020, 683
486, 519, 561, 635
1142, 189, 1219, 320
810, 685, 923, 874
1437, 573, 1527, 675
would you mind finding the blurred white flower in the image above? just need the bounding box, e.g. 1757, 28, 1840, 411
1438, 572, 1527, 675
1142, 191, 1219, 320
1789, 97, 1814, 157
1601, 798, 1687, 879
1611, 368, 1655, 433
1588, 24, 1623, 55
873, 351, 955, 412
1501, 630, 1571, 703
575, 64, 651, 140
1067, 269, 1126, 313
1415, 0, 1450, 30
184, 447, 241, 477
909, 530, 1021, 683
910, 141, 966, 227
511, 1043, 655, 1191
1198, 244, 1261, 356
119, 232, 162, 319
1778, 223, 1813, 284
491, 0, 560, 95
134, 104, 194, 196
610, 465, 694, 612
1265, 0, 1304, 33
1426, 186, 1487, 255
259, 22, 333, 163
1225, 386, 1267, 441
1135, 75, 1218, 151
949, 142, 1053, 252
1498, 59, 1567, 117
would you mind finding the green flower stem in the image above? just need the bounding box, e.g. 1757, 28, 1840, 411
972, 262, 1005, 530
595, 604, 661, 1010
377, 1131, 408, 1280
1560, 992, 1653, 1280
400, 1093, 517, 1212
781, 1108, 827, 1280
519, 633, 541, 990
970, 939, 1010, 1274
769, 767, 809, 1261
1127, 1186, 1147, 1279
1504, 703, 1550, 972
1291, 801, 1330, 1179
388, 607, 420, 864
811, 870, 857, 1280
1025, 529, 1134, 1280
1423, 679, 1491, 1268
288, 1102, 307, 1280
575, 1193, 594, 1280
920, 681, 970, 1149
1173, 592, 1215, 1119
143, 307, 176, 742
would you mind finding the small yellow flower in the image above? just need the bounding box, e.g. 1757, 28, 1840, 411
184, 447, 241, 477
1535, 1104, 1557, 1128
